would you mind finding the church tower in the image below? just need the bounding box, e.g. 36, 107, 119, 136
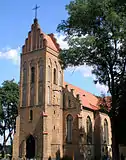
12, 18, 63, 160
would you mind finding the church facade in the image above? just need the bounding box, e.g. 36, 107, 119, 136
12, 19, 112, 160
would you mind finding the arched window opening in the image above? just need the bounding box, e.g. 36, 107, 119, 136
39, 65, 43, 81
59, 71, 62, 86
38, 85, 43, 105
86, 116, 92, 144
53, 68, 56, 84
26, 135, 35, 158
48, 65, 51, 82
63, 93, 66, 108
31, 67, 35, 83
30, 87, 34, 106
29, 110, 33, 121
104, 119, 108, 144
47, 86, 51, 104
67, 114, 73, 143
23, 68, 27, 84
22, 88, 26, 106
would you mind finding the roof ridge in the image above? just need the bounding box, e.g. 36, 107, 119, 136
64, 81, 96, 97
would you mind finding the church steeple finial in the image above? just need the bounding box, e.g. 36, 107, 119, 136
32, 4, 40, 20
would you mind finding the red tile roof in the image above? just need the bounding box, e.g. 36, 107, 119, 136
64, 82, 100, 110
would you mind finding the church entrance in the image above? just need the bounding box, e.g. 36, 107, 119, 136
26, 135, 35, 159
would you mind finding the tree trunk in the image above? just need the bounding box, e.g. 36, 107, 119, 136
111, 117, 119, 160
2, 127, 6, 157
9, 128, 13, 155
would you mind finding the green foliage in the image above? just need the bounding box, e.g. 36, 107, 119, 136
57, 0, 126, 111
115, 77, 126, 145
0, 80, 19, 154
58, 0, 126, 159
0, 80, 19, 130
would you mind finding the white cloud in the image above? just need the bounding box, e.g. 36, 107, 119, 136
54, 33, 69, 49
66, 66, 108, 94
65, 65, 93, 78
0, 47, 20, 65
95, 82, 108, 94
55, 33, 109, 94
0, 35, 109, 94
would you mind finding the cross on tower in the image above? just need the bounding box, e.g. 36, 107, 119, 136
33, 4, 40, 19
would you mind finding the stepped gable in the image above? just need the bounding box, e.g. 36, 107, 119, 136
22, 18, 60, 54
48, 33, 61, 51
64, 82, 100, 110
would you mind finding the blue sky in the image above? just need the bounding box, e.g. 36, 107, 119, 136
0, 0, 108, 96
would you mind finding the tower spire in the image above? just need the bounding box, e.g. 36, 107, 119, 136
33, 4, 40, 20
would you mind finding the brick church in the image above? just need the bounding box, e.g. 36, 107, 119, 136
12, 18, 112, 160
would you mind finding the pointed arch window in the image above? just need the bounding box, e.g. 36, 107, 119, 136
22, 87, 26, 106
67, 114, 73, 143
39, 65, 43, 81
59, 71, 62, 86
26, 135, 35, 158
104, 119, 108, 144
48, 65, 51, 82
23, 68, 27, 84
31, 67, 35, 83
63, 93, 66, 108
38, 85, 43, 105
86, 116, 92, 144
53, 68, 57, 84
30, 86, 34, 106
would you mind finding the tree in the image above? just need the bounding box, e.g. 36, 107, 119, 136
0, 80, 19, 156
57, 0, 126, 159
115, 76, 126, 145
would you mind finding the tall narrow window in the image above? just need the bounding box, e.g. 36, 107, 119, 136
67, 114, 73, 143
53, 68, 56, 84
63, 93, 66, 108
39, 65, 43, 81
30, 87, 34, 106
47, 86, 51, 104
23, 68, 27, 84
48, 65, 51, 82
38, 85, 43, 105
23, 62, 27, 85
59, 71, 62, 86
31, 67, 35, 83
40, 34, 43, 48
29, 110, 33, 121
22, 87, 26, 106
104, 119, 108, 144
86, 116, 92, 144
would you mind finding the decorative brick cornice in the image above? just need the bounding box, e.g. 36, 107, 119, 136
77, 114, 82, 118
43, 131, 48, 135
41, 112, 48, 117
